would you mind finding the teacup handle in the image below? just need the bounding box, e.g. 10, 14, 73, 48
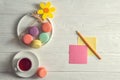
14, 67, 19, 72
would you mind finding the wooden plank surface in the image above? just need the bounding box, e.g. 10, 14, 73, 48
0, 0, 120, 80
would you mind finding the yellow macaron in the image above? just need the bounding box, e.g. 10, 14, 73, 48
31, 40, 42, 48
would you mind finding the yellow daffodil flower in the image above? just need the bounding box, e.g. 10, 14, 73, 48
37, 2, 56, 20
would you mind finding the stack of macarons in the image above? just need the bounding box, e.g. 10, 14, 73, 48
22, 22, 52, 48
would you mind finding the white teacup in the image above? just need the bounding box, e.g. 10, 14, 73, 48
15, 57, 32, 72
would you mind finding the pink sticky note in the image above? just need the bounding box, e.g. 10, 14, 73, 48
69, 45, 87, 64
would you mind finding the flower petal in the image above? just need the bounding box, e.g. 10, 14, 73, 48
45, 2, 51, 8
37, 10, 43, 14
48, 13, 54, 18
42, 14, 47, 20
50, 7, 56, 12
40, 2, 45, 9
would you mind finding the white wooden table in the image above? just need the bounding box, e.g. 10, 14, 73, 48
0, 0, 120, 80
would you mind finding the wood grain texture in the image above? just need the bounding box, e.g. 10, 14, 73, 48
0, 0, 120, 79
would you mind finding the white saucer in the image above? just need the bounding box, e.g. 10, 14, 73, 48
12, 51, 39, 78
17, 14, 54, 48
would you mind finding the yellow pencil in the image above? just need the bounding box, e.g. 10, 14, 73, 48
76, 31, 102, 60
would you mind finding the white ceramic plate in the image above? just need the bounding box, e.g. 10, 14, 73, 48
17, 14, 54, 48
12, 51, 39, 78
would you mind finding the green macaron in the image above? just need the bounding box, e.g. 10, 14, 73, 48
39, 33, 49, 43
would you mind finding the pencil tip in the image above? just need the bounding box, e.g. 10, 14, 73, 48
99, 58, 102, 60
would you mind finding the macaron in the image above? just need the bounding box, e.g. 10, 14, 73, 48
39, 33, 49, 43
42, 22, 52, 32
28, 26, 39, 37
37, 67, 47, 78
22, 34, 33, 45
31, 40, 42, 48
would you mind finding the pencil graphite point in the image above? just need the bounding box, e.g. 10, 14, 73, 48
76, 31, 78, 34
